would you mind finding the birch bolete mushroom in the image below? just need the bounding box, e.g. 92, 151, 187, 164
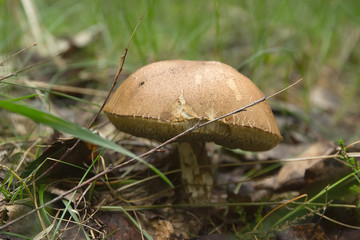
104, 60, 282, 203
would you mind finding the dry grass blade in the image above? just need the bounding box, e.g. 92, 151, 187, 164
0, 43, 37, 66
0, 53, 61, 82
0, 10, 148, 231
253, 194, 308, 239
34, 10, 147, 181
0, 71, 301, 230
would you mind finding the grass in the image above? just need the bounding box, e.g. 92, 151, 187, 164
1, 0, 360, 239
2, 1, 359, 114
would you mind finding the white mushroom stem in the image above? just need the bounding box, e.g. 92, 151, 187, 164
177, 142, 213, 203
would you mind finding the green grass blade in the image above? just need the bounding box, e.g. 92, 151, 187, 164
272, 169, 360, 227
61, 199, 91, 240
0, 231, 32, 240
0, 100, 173, 187
118, 206, 154, 240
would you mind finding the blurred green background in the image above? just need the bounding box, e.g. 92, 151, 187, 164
1, 0, 360, 141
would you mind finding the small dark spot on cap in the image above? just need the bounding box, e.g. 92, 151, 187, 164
139, 81, 145, 87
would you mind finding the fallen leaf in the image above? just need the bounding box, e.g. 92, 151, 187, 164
22, 138, 97, 181
275, 141, 335, 191
276, 223, 328, 240
98, 212, 141, 240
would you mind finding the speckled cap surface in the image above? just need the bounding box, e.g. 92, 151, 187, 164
104, 60, 282, 151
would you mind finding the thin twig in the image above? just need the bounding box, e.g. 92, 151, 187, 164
34, 10, 147, 182
253, 194, 308, 240
0, 43, 37, 66
0, 53, 60, 82
0, 81, 292, 230
266, 78, 303, 99
87, 9, 146, 129
1, 19, 302, 229
18, 80, 108, 97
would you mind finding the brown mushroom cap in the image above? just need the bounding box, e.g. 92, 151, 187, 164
104, 60, 282, 151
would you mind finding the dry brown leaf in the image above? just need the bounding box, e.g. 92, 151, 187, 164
276, 223, 328, 240
275, 141, 335, 191
150, 219, 174, 240
1, 204, 42, 239
99, 212, 141, 240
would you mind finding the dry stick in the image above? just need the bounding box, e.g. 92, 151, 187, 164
105, 79, 303, 172
87, 11, 145, 129
0, 53, 60, 82
0, 79, 301, 230
18, 80, 108, 97
253, 194, 308, 240
0, 43, 37, 66
34, 11, 146, 182
267, 78, 303, 100
0, 11, 145, 226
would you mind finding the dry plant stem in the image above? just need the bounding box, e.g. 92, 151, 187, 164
0, 164, 33, 200
253, 194, 308, 234
0, 53, 60, 82
0, 43, 37, 66
32, 180, 47, 236
1, 9, 303, 230
20, 80, 108, 97
34, 10, 146, 182
305, 206, 360, 230
0, 78, 302, 229
87, 10, 146, 129
0, 95, 268, 230
86, 47, 128, 129
21, 0, 57, 56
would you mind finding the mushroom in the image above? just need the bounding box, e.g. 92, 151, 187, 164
104, 60, 282, 203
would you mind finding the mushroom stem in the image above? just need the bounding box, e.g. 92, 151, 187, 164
177, 142, 213, 203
